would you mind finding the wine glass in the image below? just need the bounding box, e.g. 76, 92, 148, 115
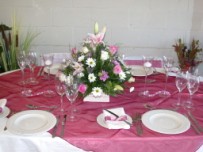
139, 56, 153, 97
65, 76, 79, 121
55, 77, 66, 113
27, 51, 38, 85
159, 56, 174, 97
172, 71, 187, 109
16, 51, 32, 96
184, 72, 200, 110
43, 54, 56, 97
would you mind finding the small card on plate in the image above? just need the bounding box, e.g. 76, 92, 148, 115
83, 94, 110, 102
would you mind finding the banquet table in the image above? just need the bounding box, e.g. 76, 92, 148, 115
1, 64, 203, 152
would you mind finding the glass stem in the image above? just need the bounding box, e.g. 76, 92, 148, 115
60, 95, 64, 112
164, 72, 168, 92
48, 67, 51, 90
21, 68, 26, 90
177, 92, 181, 105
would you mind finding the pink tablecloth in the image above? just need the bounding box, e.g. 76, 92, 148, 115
0, 66, 203, 152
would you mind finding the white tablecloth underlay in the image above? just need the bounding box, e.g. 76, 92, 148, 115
0, 131, 91, 152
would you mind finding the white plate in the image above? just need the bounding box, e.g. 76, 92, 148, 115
6, 110, 57, 135
97, 113, 132, 129
44, 64, 61, 75
0, 107, 10, 118
129, 65, 153, 77
142, 109, 190, 134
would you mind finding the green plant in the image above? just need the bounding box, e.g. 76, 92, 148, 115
0, 16, 39, 72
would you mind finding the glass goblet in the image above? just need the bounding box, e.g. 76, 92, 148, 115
139, 56, 153, 97
16, 51, 32, 96
184, 72, 200, 110
55, 78, 66, 113
65, 77, 79, 121
43, 54, 56, 97
172, 71, 187, 109
27, 51, 38, 85
159, 56, 174, 97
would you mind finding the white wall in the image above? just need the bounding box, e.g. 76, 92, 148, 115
1, 0, 201, 60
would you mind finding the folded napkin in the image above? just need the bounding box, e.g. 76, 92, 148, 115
0, 99, 7, 113
103, 107, 130, 129
84, 93, 110, 102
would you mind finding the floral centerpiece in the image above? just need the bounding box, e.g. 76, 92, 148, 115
58, 23, 133, 97
173, 39, 202, 70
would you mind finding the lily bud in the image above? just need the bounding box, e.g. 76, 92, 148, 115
102, 26, 106, 34
94, 22, 99, 34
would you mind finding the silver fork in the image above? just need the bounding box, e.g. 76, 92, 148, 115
133, 113, 143, 136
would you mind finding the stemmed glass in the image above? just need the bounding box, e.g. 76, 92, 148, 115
55, 77, 66, 114
65, 76, 79, 121
159, 56, 174, 97
43, 54, 56, 97
139, 56, 153, 97
27, 51, 38, 85
184, 72, 200, 110
16, 51, 32, 96
173, 71, 187, 109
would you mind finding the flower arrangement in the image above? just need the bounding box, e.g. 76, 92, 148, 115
58, 23, 133, 97
173, 38, 202, 70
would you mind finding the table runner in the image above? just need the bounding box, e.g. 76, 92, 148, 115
0, 67, 203, 152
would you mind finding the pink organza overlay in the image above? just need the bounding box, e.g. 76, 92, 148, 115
1, 64, 203, 152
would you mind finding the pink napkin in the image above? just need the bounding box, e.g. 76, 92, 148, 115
0, 99, 7, 113
103, 108, 130, 129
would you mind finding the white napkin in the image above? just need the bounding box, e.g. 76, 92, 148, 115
0, 118, 7, 133
103, 107, 130, 129
84, 93, 110, 102
0, 99, 7, 113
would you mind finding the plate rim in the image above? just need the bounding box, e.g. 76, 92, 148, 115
0, 106, 10, 118
129, 65, 153, 77
141, 109, 190, 134
7, 110, 56, 135
44, 63, 60, 75
97, 113, 132, 129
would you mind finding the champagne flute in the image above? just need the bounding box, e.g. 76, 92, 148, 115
17, 51, 32, 96
139, 56, 153, 97
43, 54, 56, 97
27, 51, 38, 85
184, 72, 200, 110
173, 71, 187, 109
55, 77, 66, 113
159, 56, 174, 97
65, 76, 79, 121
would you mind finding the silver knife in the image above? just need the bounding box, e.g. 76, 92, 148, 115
185, 113, 201, 135
60, 114, 67, 137
188, 111, 203, 133
104, 109, 132, 126
37, 67, 43, 77
52, 115, 60, 137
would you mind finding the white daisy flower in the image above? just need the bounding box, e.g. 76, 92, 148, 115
78, 55, 85, 62
88, 73, 96, 82
82, 47, 89, 54
100, 50, 109, 61
119, 71, 126, 80
92, 87, 103, 97
86, 58, 96, 68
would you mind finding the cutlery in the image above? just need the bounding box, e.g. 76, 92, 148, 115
37, 67, 43, 77
133, 113, 143, 136
187, 111, 203, 133
52, 115, 60, 137
26, 104, 58, 109
185, 114, 201, 135
104, 109, 132, 126
60, 114, 67, 137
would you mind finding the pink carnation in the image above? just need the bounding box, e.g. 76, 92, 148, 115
113, 65, 122, 74
78, 84, 87, 94
109, 45, 118, 55
71, 47, 77, 54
